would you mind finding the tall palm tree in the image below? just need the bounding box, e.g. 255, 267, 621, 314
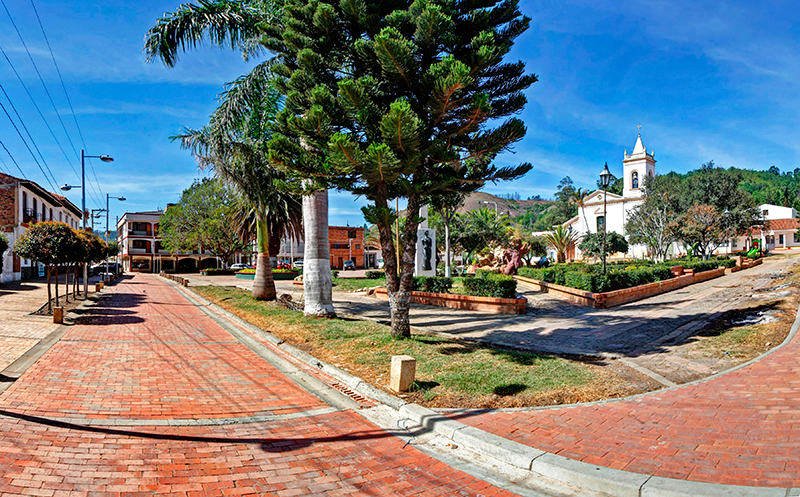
146, 1, 331, 308
173, 85, 302, 300
569, 187, 591, 233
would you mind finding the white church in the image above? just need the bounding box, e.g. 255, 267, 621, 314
562, 133, 655, 259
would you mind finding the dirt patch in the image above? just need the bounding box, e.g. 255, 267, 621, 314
31, 293, 91, 316
629, 261, 800, 385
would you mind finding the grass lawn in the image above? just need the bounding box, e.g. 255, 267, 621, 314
192, 285, 641, 408
331, 277, 385, 291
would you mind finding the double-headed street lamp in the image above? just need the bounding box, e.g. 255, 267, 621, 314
106, 193, 126, 279
61, 150, 114, 298
599, 162, 613, 274
483, 200, 498, 215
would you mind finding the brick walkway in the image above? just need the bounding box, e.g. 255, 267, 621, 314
450, 312, 800, 487
0, 274, 514, 496
0, 279, 61, 372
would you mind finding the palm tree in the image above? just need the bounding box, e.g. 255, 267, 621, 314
570, 187, 591, 233
146, 0, 331, 307
544, 225, 580, 263
173, 85, 302, 300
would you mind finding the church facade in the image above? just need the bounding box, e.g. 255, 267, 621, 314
563, 134, 655, 259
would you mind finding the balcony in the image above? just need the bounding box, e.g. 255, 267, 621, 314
128, 230, 149, 236
22, 209, 41, 224
129, 248, 149, 254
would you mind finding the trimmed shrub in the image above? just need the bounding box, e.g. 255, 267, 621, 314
331, 270, 339, 278
412, 276, 453, 294
365, 270, 385, 279
202, 269, 234, 275
463, 272, 517, 299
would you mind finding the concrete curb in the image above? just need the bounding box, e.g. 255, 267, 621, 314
169, 276, 800, 497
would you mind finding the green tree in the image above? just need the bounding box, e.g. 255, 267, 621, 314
625, 179, 677, 262
14, 222, 81, 311
578, 232, 629, 259
266, 0, 535, 338
552, 177, 577, 224
450, 208, 510, 268
160, 178, 248, 267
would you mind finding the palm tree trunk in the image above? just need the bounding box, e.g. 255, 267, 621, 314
252, 215, 276, 300
302, 185, 335, 317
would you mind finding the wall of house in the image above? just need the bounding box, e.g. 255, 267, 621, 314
329, 226, 364, 269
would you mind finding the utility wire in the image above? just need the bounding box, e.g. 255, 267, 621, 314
0, 153, 10, 174
0, 98, 58, 191
1, 0, 104, 206
0, 81, 59, 186
29, 0, 107, 205
0, 45, 78, 181
0, 137, 28, 179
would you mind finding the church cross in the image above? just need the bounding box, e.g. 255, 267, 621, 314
637, 123, 642, 133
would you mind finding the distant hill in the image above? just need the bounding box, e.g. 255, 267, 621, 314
458, 191, 553, 217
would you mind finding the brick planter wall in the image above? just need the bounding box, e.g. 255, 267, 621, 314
373, 288, 527, 314
514, 266, 731, 309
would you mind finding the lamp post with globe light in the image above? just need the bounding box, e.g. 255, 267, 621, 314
599, 162, 613, 274
61, 150, 113, 298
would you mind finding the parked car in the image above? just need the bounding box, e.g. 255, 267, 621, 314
292, 259, 304, 269
230, 263, 251, 271
343, 260, 356, 271
89, 262, 119, 276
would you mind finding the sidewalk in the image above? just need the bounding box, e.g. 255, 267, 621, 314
0, 274, 517, 496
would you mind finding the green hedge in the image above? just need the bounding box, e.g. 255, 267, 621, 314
365, 270, 385, 279
412, 276, 453, 294
463, 272, 517, 299
202, 268, 234, 275
331, 270, 339, 278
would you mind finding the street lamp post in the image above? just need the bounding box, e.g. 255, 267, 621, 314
599, 162, 613, 274
106, 193, 126, 280
61, 150, 113, 298
483, 200, 498, 215
90, 209, 105, 233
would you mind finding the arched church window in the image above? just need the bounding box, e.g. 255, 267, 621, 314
648, 170, 653, 177
631, 171, 639, 189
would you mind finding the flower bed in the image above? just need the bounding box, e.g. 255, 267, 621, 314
235, 269, 299, 280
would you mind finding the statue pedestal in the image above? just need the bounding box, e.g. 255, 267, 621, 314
415, 228, 436, 277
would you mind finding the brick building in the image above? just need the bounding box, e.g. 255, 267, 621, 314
1, 172, 83, 282
329, 226, 364, 269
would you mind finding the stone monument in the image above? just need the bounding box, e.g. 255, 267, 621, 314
415, 204, 436, 277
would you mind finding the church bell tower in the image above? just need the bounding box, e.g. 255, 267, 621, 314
623, 131, 656, 198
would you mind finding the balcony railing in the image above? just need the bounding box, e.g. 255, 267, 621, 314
22, 209, 41, 224
128, 230, 149, 236
129, 248, 149, 254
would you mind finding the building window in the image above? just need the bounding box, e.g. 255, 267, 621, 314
631, 171, 639, 189
795, 233, 800, 244
32, 198, 37, 221
596, 216, 605, 232
355, 244, 360, 249
49, 208, 53, 221
348, 229, 356, 239
763, 209, 769, 216
732, 239, 738, 248
59, 212, 62, 222
648, 170, 653, 177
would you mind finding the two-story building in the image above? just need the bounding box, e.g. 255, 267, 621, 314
116, 209, 222, 273
277, 226, 366, 269
1, 172, 83, 282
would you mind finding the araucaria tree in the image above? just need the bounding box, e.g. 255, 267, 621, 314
266, 0, 535, 338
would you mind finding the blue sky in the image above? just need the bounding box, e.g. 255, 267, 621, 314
0, 0, 797, 231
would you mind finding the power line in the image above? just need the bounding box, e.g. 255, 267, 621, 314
0, 45, 78, 180
29, 0, 107, 206
1, 0, 104, 206
0, 80, 59, 185
0, 137, 28, 179
0, 96, 58, 191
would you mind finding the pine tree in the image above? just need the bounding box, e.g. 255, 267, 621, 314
266, 0, 536, 338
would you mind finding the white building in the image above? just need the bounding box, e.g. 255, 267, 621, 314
563, 134, 655, 259
1, 172, 83, 282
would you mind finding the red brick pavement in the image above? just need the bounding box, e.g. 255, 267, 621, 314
0, 274, 515, 496
450, 319, 800, 487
